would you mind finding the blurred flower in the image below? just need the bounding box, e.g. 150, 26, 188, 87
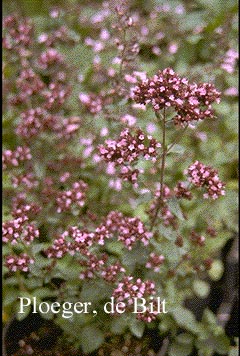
5, 253, 34, 272
146, 253, 165, 272
56, 180, 88, 213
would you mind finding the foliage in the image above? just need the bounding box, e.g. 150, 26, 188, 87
2, 0, 238, 355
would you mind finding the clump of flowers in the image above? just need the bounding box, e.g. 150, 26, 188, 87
221, 48, 238, 74
113, 276, 156, 306
112, 277, 159, 323
2, 146, 31, 170
37, 48, 64, 69
99, 128, 161, 164
99, 128, 161, 184
187, 160, 225, 199
79, 92, 110, 114
56, 180, 88, 213
103, 211, 153, 249
146, 253, 165, 272
4, 253, 34, 272
3, 14, 33, 56
101, 262, 126, 283
174, 182, 192, 200
133, 67, 221, 125
16, 108, 45, 138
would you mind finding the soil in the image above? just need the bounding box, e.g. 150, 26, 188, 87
4, 313, 158, 356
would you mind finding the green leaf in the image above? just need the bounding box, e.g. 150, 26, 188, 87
176, 333, 194, 345
172, 306, 200, 334
167, 198, 185, 221
212, 333, 231, 354
25, 278, 43, 289
193, 280, 210, 298
169, 341, 193, 356
129, 318, 145, 338
31, 243, 49, 254
208, 259, 224, 281
159, 224, 178, 241
33, 287, 58, 299
3, 288, 19, 307
80, 280, 112, 303
121, 244, 149, 268
110, 315, 129, 335
168, 144, 185, 154
156, 240, 181, 265
159, 316, 177, 334
80, 325, 104, 353
105, 240, 123, 256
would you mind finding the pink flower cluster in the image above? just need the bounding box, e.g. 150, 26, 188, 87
187, 161, 225, 199
101, 262, 126, 283
79, 254, 108, 280
174, 182, 192, 200
16, 108, 81, 141
79, 257, 126, 282
104, 211, 153, 249
12, 201, 41, 220
112, 276, 156, 321
3, 202, 39, 273
4, 253, 34, 272
3, 217, 39, 246
12, 172, 38, 190
16, 68, 44, 97
119, 166, 140, 185
45, 227, 94, 258
2, 146, 31, 170
133, 67, 221, 125
79, 92, 111, 115
16, 108, 46, 138
99, 128, 161, 184
221, 48, 238, 74
45, 225, 126, 282
136, 301, 159, 323
152, 184, 171, 202
56, 180, 88, 213
3, 14, 33, 55
160, 205, 178, 229
113, 276, 156, 304
38, 25, 78, 47
38, 48, 64, 70
146, 253, 165, 272
11, 192, 41, 214
99, 128, 161, 164
42, 82, 71, 110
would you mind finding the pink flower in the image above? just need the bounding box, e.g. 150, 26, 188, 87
187, 161, 225, 199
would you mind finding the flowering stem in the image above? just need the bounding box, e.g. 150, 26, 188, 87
160, 107, 167, 201
150, 107, 167, 230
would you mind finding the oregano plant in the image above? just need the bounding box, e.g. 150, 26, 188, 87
2, 1, 238, 356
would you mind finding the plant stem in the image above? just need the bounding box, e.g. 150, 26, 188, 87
150, 107, 167, 230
